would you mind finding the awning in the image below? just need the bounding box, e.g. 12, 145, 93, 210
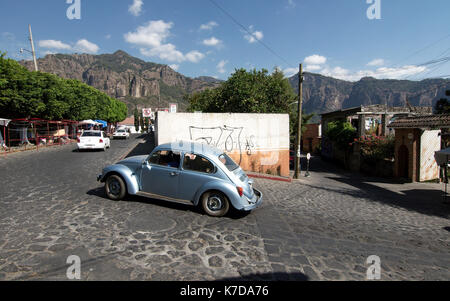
0, 118, 11, 127
435, 148, 450, 166
94, 120, 108, 128
78, 120, 101, 126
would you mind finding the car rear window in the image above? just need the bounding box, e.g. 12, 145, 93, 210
82, 132, 101, 137
218, 153, 239, 171
183, 153, 215, 174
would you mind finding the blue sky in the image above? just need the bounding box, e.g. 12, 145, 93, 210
1, 0, 450, 81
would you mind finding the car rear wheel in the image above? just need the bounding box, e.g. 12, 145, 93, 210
105, 175, 126, 201
201, 191, 230, 217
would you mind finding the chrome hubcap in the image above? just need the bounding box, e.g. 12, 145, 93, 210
108, 179, 120, 196
207, 195, 223, 211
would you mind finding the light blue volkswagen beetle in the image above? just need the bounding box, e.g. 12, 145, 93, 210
97, 141, 263, 217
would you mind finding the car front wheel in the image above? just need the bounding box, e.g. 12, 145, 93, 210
105, 175, 126, 201
201, 191, 230, 217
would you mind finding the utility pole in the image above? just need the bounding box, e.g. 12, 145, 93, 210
294, 63, 303, 179
28, 24, 38, 72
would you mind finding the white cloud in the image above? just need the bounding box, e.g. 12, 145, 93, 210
199, 21, 218, 31
305, 65, 322, 71
38, 40, 72, 50
140, 44, 184, 62
217, 60, 228, 74
124, 20, 172, 48
202, 37, 222, 47
320, 65, 427, 81
287, 0, 296, 8
105, 34, 112, 40
185, 51, 205, 63
367, 58, 385, 67
43, 51, 56, 56
304, 54, 327, 65
74, 39, 100, 54
129, 0, 144, 16
283, 67, 298, 77
169, 64, 179, 71
244, 26, 263, 43
126, 20, 205, 63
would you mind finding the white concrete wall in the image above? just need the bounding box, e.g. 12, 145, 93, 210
156, 112, 290, 176
420, 130, 441, 181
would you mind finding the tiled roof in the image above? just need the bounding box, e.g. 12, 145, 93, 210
388, 114, 450, 129
119, 117, 135, 125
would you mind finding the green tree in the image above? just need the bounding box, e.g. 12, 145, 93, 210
0, 52, 128, 122
187, 68, 296, 114
435, 90, 450, 114
134, 108, 140, 131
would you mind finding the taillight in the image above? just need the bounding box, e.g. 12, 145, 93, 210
77, 138, 80, 143
237, 187, 244, 197
99, 139, 103, 143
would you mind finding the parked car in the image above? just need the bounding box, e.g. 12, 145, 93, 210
97, 141, 263, 217
77, 130, 111, 151
113, 129, 130, 140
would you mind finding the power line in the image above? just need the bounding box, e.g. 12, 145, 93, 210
207, 0, 296, 70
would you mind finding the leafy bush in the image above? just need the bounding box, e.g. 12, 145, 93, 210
325, 121, 357, 149
353, 134, 395, 164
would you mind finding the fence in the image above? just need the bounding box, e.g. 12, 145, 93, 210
0, 119, 79, 155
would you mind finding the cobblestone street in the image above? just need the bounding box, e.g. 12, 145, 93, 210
0, 134, 449, 281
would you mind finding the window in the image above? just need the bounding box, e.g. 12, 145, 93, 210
218, 153, 239, 171
149, 150, 181, 169
183, 153, 215, 174
82, 132, 101, 137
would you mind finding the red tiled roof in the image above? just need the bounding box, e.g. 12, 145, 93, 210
119, 117, 135, 125
388, 114, 450, 129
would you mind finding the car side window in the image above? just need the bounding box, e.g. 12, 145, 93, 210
183, 153, 215, 174
149, 150, 181, 169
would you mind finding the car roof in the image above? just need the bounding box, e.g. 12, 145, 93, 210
156, 141, 223, 157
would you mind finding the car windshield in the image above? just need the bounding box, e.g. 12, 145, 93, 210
82, 132, 101, 137
218, 153, 239, 172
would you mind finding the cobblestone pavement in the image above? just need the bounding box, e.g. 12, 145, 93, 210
0, 135, 449, 281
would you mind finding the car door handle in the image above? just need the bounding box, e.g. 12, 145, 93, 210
170, 172, 179, 177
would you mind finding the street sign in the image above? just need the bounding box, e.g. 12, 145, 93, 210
142, 108, 152, 118
169, 103, 178, 113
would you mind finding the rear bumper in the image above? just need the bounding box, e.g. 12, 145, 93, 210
78, 143, 104, 150
240, 188, 263, 211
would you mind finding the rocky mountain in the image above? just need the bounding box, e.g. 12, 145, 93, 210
289, 72, 450, 114
19, 50, 450, 115
19, 50, 221, 112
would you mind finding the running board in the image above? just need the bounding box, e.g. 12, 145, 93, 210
136, 191, 195, 206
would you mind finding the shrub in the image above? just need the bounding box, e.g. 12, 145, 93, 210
325, 121, 357, 149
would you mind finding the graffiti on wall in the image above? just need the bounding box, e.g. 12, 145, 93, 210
189, 125, 257, 164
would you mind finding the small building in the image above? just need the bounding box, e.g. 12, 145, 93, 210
321, 104, 432, 138
302, 124, 322, 154
118, 117, 141, 134
388, 114, 450, 182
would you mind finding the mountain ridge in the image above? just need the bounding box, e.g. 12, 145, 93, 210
19, 50, 450, 115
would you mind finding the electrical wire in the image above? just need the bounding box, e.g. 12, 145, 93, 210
207, 0, 297, 70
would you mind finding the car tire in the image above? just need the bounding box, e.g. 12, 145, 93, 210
201, 191, 230, 217
105, 175, 127, 201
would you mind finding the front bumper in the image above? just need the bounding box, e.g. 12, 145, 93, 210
240, 188, 263, 211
